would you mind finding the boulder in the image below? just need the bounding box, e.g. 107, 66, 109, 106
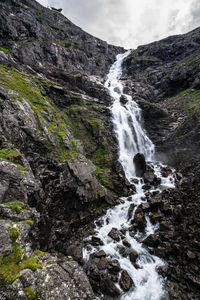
133, 153, 146, 177
99, 277, 120, 297
119, 270, 134, 291
108, 228, 121, 241
129, 251, 139, 264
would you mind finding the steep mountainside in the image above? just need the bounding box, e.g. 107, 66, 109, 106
0, 0, 199, 299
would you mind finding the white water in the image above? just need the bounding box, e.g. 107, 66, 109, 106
84, 51, 175, 300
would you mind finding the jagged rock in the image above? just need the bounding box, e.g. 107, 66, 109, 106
132, 207, 147, 230
108, 228, 121, 241
66, 245, 83, 264
133, 153, 146, 177
128, 203, 135, 220
119, 270, 134, 291
143, 234, 159, 247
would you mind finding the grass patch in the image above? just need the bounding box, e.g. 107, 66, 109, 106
9, 227, 19, 242
0, 148, 25, 172
34, 250, 45, 257
24, 287, 37, 300
0, 47, 11, 54
4, 200, 24, 214
21, 220, 34, 227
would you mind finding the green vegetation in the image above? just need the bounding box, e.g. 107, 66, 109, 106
95, 166, 111, 187
9, 227, 19, 242
0, 47, 11, 54
0, 242, 42, 286
0, 148, 25, 172
5, 200, 24, 214
34, 250, 45, 257
22, 220, 34, 227
24, 287, 37, 300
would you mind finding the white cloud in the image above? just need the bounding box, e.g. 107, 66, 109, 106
36, 0, 200, 49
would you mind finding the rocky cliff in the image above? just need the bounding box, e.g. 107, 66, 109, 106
0, 0, 199, 299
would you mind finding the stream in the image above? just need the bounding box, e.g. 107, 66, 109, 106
84, 51, 176, 300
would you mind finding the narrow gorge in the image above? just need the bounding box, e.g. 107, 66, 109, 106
0, 1, 199, 300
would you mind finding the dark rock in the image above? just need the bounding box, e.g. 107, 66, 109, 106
94, 250, 107, 258
91, 236, 104, 246
66, 245, 83, 264
133, 153, 146, 177
120, 95, 128, 105
143, 234, 159, 247
108, 228, 121, 241
129, 251, 139, 264
132, 207, 147, 230
119, 270, 134, 291
99, 276, 120, 297
108, 259, 121, 274
128, 203, 135, 220
122, 240, 131, 248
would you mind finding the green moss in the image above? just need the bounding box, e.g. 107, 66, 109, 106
177, 88, 193, 98
0, 148, 25, 172
0, 47, 11, 54
9, 227, 19, 242
22, 220, 34, 227
34, 250, 45, 257
0, 241, 42, 286
24, 287, 37, 300
5, 200, 24, 214
19, 256, 42, 271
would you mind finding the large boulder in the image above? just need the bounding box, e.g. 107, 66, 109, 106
133, 153, 146, 177
119, 270, 134, 291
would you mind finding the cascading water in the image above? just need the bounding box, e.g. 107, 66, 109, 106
84, 51, 175, 300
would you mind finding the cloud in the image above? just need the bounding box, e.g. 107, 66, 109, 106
36, 0, 200, 49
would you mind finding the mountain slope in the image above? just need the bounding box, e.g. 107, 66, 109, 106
0, 0, 199, 299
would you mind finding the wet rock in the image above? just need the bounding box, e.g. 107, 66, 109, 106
122, 240, 131, 248
119, 270, 134, 291
108, 228, 121, 241
132, 207, 147, 230
143, 171, 161, 186
91, 236, 104, 246
99, 276, 121, 297
120, 95, 128, 105
129, 251, 139, 264
94, 250, 107, 258
108, 259, 121, 274
133, 153, 146, 177
128, 203, 135, 220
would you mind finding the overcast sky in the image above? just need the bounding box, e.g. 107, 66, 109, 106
37, 0, 200, 49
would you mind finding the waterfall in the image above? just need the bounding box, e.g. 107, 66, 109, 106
105, 50, 155, 180
84, 51, 175, 300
